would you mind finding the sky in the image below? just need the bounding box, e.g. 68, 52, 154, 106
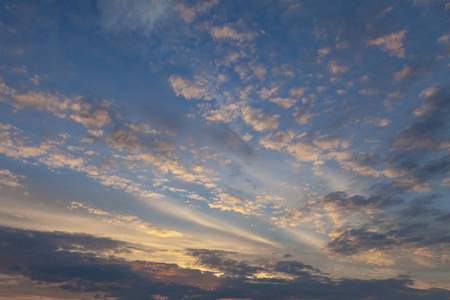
0, 0, 449, 299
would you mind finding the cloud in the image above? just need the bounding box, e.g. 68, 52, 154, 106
69, 101, 111, 128
10, 90, 72, 118
169, 75, 211, 100
340, 153, 384, 178
294, 111, 318, 124
393, 60, 434, 81
202, 103, 240, 123
328, 61, 348, 74
319, 185, 450, 267
70, 201, 182, 237
38, 149, 86, 171
442, 178, 450, 187
0, 122, 52, 160
209, 193, 262, 215
259, 130, 292, 150
286, 141, 320, 161
29, 74, 40, 85
173, 0, 219, 23
241, 106, 280, 131
0, 82, 112, 128
130, 152, 219, 188
0, 226, 448, 300
368, 30, 407, 58
392, 87, 450, 150
292, 95, 317, 124
210, 25, 257, 42
105, 128, 144, 153
364, 117, 391, 127
394, 65, 414, 80
325, 228, 397, 256
319, 191, 403, 213
393, 177, 435, 192
313, 136, 346, 150
105, 127, 175, 155
127, 122, 151, 133
324, 216, 450, 266
1, 1, 450, 297
187, 249, 263, 277
438, 33, 450, 43
0, 169, 26, 190
0, 122, 170, 202
258, 86, 279, 100
269, 97, 297, 108
289, 86, 307, 98
359, 88, 378, 96
98, 0, 172, 35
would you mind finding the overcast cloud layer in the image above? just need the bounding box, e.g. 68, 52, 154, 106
0, 1, 449, 299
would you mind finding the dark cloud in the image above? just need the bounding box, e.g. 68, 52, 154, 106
206, 276, 450, 300
186, 248, 263, 277
207, 123, 255, 156
0, 226, 211, 299
326, 227, 397, 255
414, 154, 450, 179
392, 87, 450, 151
0, 226, 449, 300
272, 260, 323, 277
325, 218, 450, 256
319, 191, 403, 212
435, 212, 450, 223
104, 127, 176, 155
398, 194, 442, 218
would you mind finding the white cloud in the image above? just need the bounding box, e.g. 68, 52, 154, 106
173, 0, 219, 23
419, 86, 439, 98
364, 117, 391, 127
368, 30, 407, 58
202, 103, 240, 123
286, 142, 320, 162
259, 87, 279, 100
318, 47, 330, 57
11, 91, 72, 118
259, 130, 292, 150
442, 178, 450, 187
241, 106, 280, 131
413, 102, 438, 117
210, 25, 257, 42
209, 193, 262, 215
328, 61, 348, 74
169, 75, 211, 100
249, 62, 267, 80
0, 169, 26, 190
394, 65, 413, 80
127, 122, 151, 133
29, 74, 40, 85
289, 87, 307, 98
269, 97, 297, 109
0, 122, 52, 159
438, 33, 450, 43
0, 82, 112, 128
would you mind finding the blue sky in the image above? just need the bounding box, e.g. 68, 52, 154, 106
0, 0, 449, 299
